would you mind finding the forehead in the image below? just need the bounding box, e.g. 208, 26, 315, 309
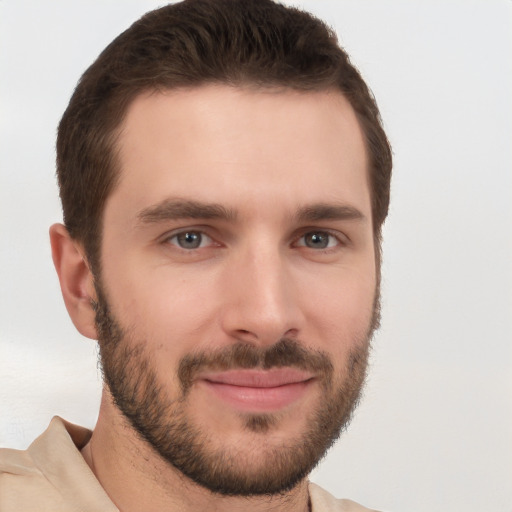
108, 85, 370, 223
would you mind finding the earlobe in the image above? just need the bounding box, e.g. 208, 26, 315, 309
49, 223, 98, 340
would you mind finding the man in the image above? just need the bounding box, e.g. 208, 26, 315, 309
0, 0, 391, 510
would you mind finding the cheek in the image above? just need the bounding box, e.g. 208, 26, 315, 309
103, 263, 221, 358
302, 265, 376, 355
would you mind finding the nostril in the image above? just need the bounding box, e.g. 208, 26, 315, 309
284, 328, 299, 339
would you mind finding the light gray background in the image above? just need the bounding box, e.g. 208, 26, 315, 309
1, 1, 511, 511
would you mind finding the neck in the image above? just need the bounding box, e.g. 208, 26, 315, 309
81, 393, 311, 512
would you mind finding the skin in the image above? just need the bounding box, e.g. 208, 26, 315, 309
50, 85, 376, 512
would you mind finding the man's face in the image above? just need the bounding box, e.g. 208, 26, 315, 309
95, 85, 378, 495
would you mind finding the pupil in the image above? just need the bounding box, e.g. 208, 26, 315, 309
179, 232, 201, 248
306, 232, 328, 249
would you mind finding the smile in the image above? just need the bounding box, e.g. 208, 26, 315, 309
197, 369, 315, 412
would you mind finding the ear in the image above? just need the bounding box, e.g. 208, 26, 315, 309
50, 223, 97, 340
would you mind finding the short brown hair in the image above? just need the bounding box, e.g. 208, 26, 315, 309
57, 0, 392, 273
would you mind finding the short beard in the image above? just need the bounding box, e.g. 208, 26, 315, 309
93, 281, 378, 497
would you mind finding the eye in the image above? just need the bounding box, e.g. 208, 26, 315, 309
295, 231, 340, 250
168, 230, 212, 250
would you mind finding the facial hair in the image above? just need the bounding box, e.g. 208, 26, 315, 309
93, 281, 379, 497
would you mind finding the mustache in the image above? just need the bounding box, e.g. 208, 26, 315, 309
177, 338, 333, 394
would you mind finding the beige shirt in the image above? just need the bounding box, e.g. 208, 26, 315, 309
0, 417, 379, 512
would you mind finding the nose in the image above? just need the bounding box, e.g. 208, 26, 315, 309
219, 243, 304, 346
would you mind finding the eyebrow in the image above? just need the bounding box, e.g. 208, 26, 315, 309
136, 198, 366, 226
295, 203, 366, 223
137, 199, 237, 224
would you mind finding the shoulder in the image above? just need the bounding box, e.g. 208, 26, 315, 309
309, 482, 383, 512
0, 417, 117, 512
0, 419, 65, 511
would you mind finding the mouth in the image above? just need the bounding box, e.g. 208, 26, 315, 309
197, 368, 316, 412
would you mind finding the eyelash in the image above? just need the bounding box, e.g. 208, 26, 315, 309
165, 229, 217, 250
293, 230, 344, 250
163, 228, 346, 252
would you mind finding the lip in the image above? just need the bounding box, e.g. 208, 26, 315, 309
197, 369, 315, 412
